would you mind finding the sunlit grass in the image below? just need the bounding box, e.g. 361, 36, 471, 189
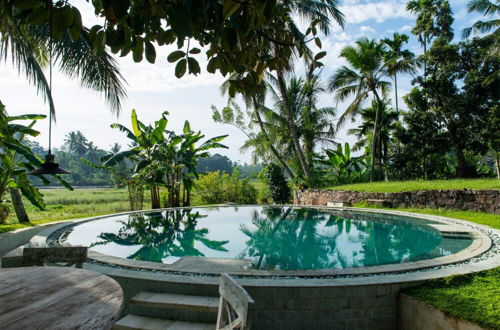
329, 178, 499, 192
405, 268, 500, 329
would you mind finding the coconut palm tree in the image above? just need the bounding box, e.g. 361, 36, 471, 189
382, 33, 418, 112
242, 0, 345, 186
462, 0, 499, 38
264, 76, 337, 171
347, 99, 400, 180
328, 38, 391, 182
0, 4, 126, 116
63, 131, 89, 156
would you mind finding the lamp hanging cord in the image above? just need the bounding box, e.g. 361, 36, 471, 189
48, 1, 53, 155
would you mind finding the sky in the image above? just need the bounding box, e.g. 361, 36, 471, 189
0, 0, 481, 164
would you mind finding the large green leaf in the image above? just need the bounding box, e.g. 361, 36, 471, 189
110, 123, 137, 141
131, 109, 141, 137
7, 124, 40, 137
15, 173, 46, 210
103, 148, 140, 166
3, 141, 41, 165
7, 114, 46, 121
175, 59, 187, 78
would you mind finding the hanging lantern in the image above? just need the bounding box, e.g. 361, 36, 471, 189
29, 4, 70, 176
29, 153, 70, 175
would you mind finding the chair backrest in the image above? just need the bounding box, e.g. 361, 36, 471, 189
23, 246, 88, 268
216, 273, 254, 330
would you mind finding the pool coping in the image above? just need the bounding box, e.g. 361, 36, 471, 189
27, 205, 498, 282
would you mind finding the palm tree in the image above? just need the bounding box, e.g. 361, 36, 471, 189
347, 99, 400, 180
382, 33, 418, 112
462, 0, 499, 38
264, 76, 337, 171
249, 0, 345, 186
63, 131, 89, 156
0, 4, 126, 116
328, 38, 391, 182
406, 0, 436, 76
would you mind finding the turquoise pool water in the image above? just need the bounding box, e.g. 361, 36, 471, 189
65, 206, 472, 270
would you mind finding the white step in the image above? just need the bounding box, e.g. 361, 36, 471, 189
131, 292, 219, 313
113, 314, 215, 330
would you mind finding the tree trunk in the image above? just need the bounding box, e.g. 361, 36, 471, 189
454, 145, 468, 178
394, 73, 399, 112
370, 91, 383, 182
423, 37, 427, 78
252, 97, 295, 179
445, 118, 471, 178
9, 188, 29, 223
186, 189, 191, 206
276, 72, 313, 185
496, 152, 500, 180
151, 185, 160, 209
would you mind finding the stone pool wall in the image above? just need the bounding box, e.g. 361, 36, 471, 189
294, 189, 500, 214
88, 263, 422, 330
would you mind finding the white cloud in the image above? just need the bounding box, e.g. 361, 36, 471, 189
360, 26, 376, 34
399, 25, 412, 32
340, 1, 411, 24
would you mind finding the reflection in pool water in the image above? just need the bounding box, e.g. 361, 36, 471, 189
66, 206, 472, 270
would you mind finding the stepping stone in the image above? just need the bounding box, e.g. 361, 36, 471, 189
131, 292, 219, 313
113, 314, 215, 330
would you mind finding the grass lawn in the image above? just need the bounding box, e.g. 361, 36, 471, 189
354, 203, 500, 229
329, 178, 499, 192
404, 268, 500, 329
0, 188, 141, 233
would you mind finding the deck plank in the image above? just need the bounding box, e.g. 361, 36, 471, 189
0, 266, 123, 330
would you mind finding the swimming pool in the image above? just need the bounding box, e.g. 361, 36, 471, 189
64, 206, 472, 271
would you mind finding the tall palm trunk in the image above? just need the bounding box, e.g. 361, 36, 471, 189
276, 72, 312, 185
393, 73, 399, 112
9, 188, 29, 223
252, 97, 295, 179
370, 91, 383, 182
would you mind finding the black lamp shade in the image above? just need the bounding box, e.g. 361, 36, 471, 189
28, 154, 71, 175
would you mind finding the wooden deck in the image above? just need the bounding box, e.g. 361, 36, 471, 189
0, 266, 123, 330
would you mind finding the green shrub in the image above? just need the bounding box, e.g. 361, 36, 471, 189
195, 171, 257, 204
264, 164, 290, 204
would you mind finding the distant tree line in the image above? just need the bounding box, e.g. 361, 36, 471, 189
25, 133, 263, 187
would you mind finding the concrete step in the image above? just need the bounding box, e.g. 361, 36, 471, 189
131, 292, 219, 313
113, 314, 215, 330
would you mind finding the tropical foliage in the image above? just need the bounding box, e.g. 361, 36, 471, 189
195, 171, 257, 205
0, 102, 71, 223
103, 110, 228, 208
321, 143, 368, 186
263, 164, 291, 204
3, 0, 344, 95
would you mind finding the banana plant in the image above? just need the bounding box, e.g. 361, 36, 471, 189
321, 143, 368, 185
0, 101, 72, 223
103, 110, 227, 209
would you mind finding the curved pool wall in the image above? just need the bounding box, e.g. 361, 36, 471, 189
26, 207, 499, 330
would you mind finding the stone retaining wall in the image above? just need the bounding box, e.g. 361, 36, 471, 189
398, 294, 486, 330
294, 189, 500, 214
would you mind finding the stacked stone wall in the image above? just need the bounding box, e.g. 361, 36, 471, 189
294, 189, 500, 214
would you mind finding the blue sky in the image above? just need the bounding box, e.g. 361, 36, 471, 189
0, 0, 481, 163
